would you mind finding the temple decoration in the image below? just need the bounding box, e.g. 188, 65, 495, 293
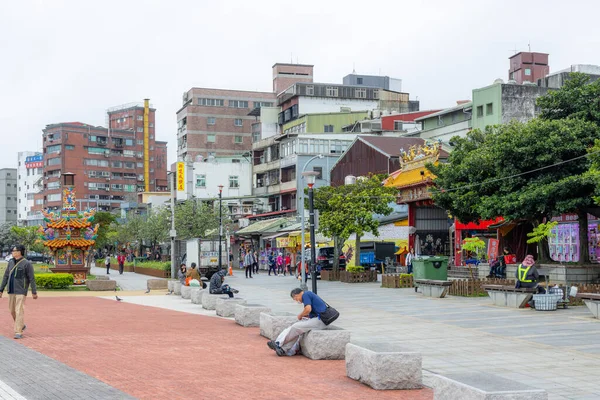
39, 173, 98, 284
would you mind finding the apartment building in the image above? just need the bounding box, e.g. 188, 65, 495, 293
17, 152, 43, 225
0, 169, 18, 225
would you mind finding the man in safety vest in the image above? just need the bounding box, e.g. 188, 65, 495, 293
515, 254, 544, 292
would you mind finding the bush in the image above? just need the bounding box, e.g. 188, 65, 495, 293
346, 266, 365, 273
400, 273, 413, 278
134, 261, 171, 271
35, 273, 74, 289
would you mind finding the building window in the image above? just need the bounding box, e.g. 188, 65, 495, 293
313, 166, 323, 180
234, 136, 243, 144
65, 145, 75, 150
47, 144, 61, 153
437, 116, 444, 126
196, 174, 206, 187
477, 105, 484, 118
326, 86, 338, 97
125, 139, 134, 146
394, 121, 403, 131
234, 119, 243, 127
137, 115, 143, 121
207, 134, 216, 143
47, 181, 60, 190
123, 150, 134, 157
306, 85, 314, 96
137, 139, 144, 145
207, 117, 216, 125
137, 162, 143, 168
198, 98, 224, 106
373, 90, 379, 99
137, 127, 143, 132
355, 88, 366, 98
357, 77, 363, 85
47, 194, 61, 202
525, 68, 531, 76
253, 101, 274, 108
47, 157, 61, 166
229, 100, 249, 108
486, 103, 493, 115
229, 175, 239, 188
323, 125, 334, 133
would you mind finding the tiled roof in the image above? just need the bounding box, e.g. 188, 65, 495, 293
47, 219, 91, 229
44, 239, 96, 249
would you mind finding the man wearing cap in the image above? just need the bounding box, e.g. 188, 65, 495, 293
0, 245, 38, 339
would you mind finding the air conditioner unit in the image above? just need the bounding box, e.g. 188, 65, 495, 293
232, 207, 239, 214
259, 156, 265, 163
136, 155, 142, 159
257, 179, 262, 185
243, 207, 251, 214
106, 177, 110, 181
105, 188, 110, 191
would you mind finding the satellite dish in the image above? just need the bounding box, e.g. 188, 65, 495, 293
493, 78, 504, 84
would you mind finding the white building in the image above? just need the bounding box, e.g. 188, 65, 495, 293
0, 169, 18, 225
17, 152, 43, 226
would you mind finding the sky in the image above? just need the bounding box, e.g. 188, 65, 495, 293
1, 0, 600, 169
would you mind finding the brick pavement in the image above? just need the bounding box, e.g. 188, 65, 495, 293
0, 297, 432, 400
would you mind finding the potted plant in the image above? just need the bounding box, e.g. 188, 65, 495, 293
340, 265, 377, 283
461, 237, 486, 280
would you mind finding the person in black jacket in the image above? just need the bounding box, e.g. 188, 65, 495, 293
0, 245, 38, 339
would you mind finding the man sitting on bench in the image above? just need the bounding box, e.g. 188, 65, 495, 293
516, 254, 546, 295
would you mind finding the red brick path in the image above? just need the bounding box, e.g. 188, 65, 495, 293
0, 297, 432, 400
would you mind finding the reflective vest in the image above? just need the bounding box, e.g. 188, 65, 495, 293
517, 264, 532, 283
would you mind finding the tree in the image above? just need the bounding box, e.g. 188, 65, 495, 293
174, 199, 227, 240
317, 175, 397, 268
115, 212, 146, 254
537, 72, 600, 124
0, 223, 14, 252
430, 118, 599, 262
93, 211, 117, 250
10, 226, 40, 252
142, 208, 170, 250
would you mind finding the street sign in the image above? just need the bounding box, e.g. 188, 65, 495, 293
169, 229, 177, 238
176, 162, 185, 191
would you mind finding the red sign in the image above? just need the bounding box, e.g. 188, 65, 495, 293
25, 161, 43, 169
487, 238, 499, 261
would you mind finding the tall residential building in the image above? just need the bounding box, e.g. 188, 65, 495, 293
34, 102, 168, 213
17, 152, 43, 225
343, 73, 403, 92
508, 52, 549, 84
0, 169, 18, 225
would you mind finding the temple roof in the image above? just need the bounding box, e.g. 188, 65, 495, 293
46, 219, 92, 229
44, 239, 96, 249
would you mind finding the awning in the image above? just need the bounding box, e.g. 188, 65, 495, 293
262, 232, 289, 240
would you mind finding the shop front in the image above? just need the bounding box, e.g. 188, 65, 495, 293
549, 213, 600, 263
453, 218, 503, 266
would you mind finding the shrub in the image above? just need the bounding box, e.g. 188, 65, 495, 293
400, 273, 413, 278
346, 266, 365, 273
35, 273, 74, 289
135, 261, 171, 271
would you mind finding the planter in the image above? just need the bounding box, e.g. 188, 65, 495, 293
320, 269, 341, 281
381, 274, 413, 288
134, 266, 171, 278
340, 270, 377, 283
109, 264, 135, 273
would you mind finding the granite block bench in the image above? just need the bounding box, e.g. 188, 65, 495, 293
202, 293, 228, 310
260, 312, 298, 340
346, 342, 422, 390
181, 285, 192, 299
300, 326, 350, 360
235, 304, 271, 327
191, 288, 206, 304
415, 279, 452, 298
483, 285, 536, 308
429, 372, 547, 400
216, 297, 247, 317
577, 293, 600, 319
86, 279, 117, 291
173, 281, 182, 295
167, 280, 177, 292
147, 279, 168, 290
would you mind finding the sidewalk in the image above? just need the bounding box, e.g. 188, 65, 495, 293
90, 263, 161, 291
121, 270, 600, 400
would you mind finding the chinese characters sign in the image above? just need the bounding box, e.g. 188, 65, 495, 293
177, 162, 185, 192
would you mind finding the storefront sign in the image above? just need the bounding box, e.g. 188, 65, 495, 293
276, 237, 290, 248
487, 238, 499, 261
176, 162, 185, 191
25, 161, 43, 169
397, 186, 431, 203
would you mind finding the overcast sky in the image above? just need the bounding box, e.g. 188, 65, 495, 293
1, 0, 599, 169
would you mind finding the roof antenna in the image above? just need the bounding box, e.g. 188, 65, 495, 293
290, 52, 293, 63
352, 62, 356, 74
528, 41, 531, 52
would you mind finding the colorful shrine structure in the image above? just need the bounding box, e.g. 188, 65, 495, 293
38, 173, 99, 284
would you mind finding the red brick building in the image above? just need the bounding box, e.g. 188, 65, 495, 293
508, 52, 549, 84
35, 103, 168, 213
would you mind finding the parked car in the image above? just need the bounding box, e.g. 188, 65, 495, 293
26, 252, 51, 263
317, 246, 346, 272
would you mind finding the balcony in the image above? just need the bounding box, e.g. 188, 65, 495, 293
280, 154, 297, 168
253, 159, 281, 175
280, 180, 297, 192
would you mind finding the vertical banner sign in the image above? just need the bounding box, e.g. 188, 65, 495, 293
177, 162, 185, 192
487, 238, 499, 261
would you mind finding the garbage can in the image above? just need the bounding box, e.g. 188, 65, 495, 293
412, 256, 449, 281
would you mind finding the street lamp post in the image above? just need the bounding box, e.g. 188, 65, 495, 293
218, 185, 224, 270
302, 170, 320, 294
300, 155, 323, 291
168, 171, 177, 280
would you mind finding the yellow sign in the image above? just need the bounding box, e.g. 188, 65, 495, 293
277, 237, 290, 248
177, 162, 185, 191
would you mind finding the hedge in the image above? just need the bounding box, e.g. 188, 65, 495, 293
97, 258, 170, 271
35, 273, 74, 289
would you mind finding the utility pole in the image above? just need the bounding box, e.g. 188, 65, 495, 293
169, 171, 177, 279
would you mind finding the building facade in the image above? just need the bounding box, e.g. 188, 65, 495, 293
37, 103, 168, 213
0, 169, 18, 225
539, 64, 600, 88
282, 111, 369, 135
413, 102, 472, 148
17, 152, 43, 226
342, 73, 402, 92
508, 52, 549, 84
273, 63, 314, 94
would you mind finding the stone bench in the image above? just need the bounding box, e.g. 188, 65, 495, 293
202, 293, 228, 310
173, 281, 182, 295
415, 279, 452, 298
181, 285, 192, 299
216, 298, 247, 317
577, 293, 600, 319
483, 285, 536, 308
95, 276, 110, 281
167, 280, 177, 292
260, 312, 298, 340
86, 280, 117, 291
346, 342, 422, 390
235, 304, 271, 327
300, 326, 350, 360
147, 279, 168, 290
429, 372, 547, 400
191, 288, 206, 305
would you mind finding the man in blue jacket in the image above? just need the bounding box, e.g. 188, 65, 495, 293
0, 245, 38, 339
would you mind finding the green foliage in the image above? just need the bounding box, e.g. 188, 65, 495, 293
400, 273, 413, 278
0, 223, 15, 252
527, 221, 558, 244
142, 208, 170, 247
461, 237, 486, 256
114, 212, 145, 251
10, 226, 42, 252
93, 211, 117, 249
346, 266, 365, 273
537, 72, 600, 124
174, 199, 227, 240
34, 273, 74, 289
134, 261, 171, 271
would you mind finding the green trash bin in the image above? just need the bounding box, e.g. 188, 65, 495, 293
412, 256, 449, 281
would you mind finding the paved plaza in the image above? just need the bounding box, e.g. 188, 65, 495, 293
0, 269, 598, 399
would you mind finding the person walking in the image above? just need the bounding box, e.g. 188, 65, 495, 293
117, 252, 126, 275
405, 247, 415, 274
0, 245, 38, 339
267, 288, 338, 356
276, 252, 284, 275
253, 250, 259, 274
268, 251, 277, 276
105, 255, 111, 274
284, 253, 291, 277
244, 250, 253, 279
